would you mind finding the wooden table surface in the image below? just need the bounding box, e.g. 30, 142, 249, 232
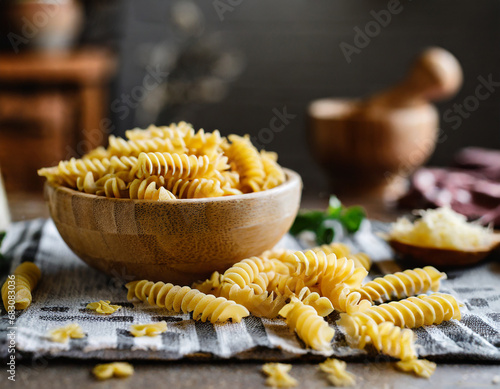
5, 192, 500, 388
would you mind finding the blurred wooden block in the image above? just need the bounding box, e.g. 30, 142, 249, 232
0, 48, 116, 193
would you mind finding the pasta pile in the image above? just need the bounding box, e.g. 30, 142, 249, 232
1, 262, 41, 310
37, 122, 287, 199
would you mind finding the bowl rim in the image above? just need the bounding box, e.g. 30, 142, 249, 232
45, 168, 302, 204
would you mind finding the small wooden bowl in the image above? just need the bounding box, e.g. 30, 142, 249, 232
44, 169, 302, 284
388, 237, 500, 267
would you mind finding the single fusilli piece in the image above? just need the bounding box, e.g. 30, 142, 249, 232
351, 293, 461, 329
313, 243, 371, 271
283, 250, 330, 280
48, 323, 85, 343
137, 152, 213, 180
338, 312, 417, 361
107, 135, 186, 157
279, 298, 335, 351
164, 177, 224, 198
38, 158, 112, 187
394, 358, 436, 378
86, 300, 122, 314
222, 256, 273, 289
126, 280, 249, 323
92, 362, 134, 380
262, 363, 298, 388
226, 134, 266, 193
130, 321, 168, 337
318, 358, 356, 387
261, 150, 286, 190
2, 262, 41, 310
355, 266, 447, 304
323, 283, 371, 314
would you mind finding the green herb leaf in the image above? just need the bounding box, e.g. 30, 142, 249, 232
340, 206, 366, 233
316, 222, 335, 245
289, 211, 325, 235
327, 195, 343, 219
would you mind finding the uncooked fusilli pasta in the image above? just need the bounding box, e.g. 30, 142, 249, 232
38, 123, 288, 200
1, 262, 41, 310
126, 280, 249, 323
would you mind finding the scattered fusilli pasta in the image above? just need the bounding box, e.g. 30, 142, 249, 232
130, 321, 168, 337
92, 362, 134, 380
48, 323, 85, 343
262, 363, 298, 388
1, 262, 41, 310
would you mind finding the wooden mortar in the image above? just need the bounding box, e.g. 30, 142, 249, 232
308, 47, 463, 201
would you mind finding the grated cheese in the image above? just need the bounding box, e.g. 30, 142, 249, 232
389, 207, 495, 251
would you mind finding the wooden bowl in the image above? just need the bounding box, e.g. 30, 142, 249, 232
388, 236, 500, 267
44, 169, 302, 284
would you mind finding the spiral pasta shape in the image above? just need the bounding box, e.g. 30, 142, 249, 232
184, 129, 224, 160
222, 256, 272, 289
352, 293, 461, 329
126, 280, 249, 323
164, 177, 224, 198
125, 122, 192, 141
261, 150, 286, 190
320, 256, 368, 295
355, 266, 446, 304
226, 135, 265, 193
38, 158, 112, 187
325, 283, 372, 314
2, 262, 41, 310
313, 243, 371, 271
296, 287, 334, 317
283, 250, 330, 279
279, 298, 335, 351
137, 152, 213, 180
108, 135, 186, 157
94, 174, 127, 198
338, 312, 417, 361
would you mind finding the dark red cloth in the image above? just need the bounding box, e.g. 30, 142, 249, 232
399, 147, 500, 226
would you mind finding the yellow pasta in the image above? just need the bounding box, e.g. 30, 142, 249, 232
130, 321, 168, 337
338, 312, 417, 361
92, 362, 134, 380
226, 134, 266, 193
296, 287, 334, 317
318, 358, 356, 387
394, 358, 436, 378
350, 293, 461, 329
279, 298, 335, 351
355, 266, 447, 304
262, 363, 297, 388
164, 177, 224, 198
2, 262, 41, 310
86, 300, 122, 314
137, 152, 213, 180
126, 280, 249, 323
48, 323, 85, 343
39, 122, 287, 199
313, 242, 371, 271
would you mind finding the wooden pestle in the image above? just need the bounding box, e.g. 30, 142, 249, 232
308, 47, 463, 200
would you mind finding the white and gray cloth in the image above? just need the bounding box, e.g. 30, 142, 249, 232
0, 218, 499, 361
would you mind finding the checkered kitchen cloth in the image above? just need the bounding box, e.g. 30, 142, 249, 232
0, 218, 499, 361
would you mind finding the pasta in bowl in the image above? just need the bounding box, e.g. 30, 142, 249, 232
40, 123, 302, 284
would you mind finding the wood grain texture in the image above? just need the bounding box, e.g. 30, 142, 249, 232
308, 47, 462, 200
388, 237, 500, 267
44, 169, 302, 284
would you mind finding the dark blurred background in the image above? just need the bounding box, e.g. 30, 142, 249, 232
0, 0, 499, 210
